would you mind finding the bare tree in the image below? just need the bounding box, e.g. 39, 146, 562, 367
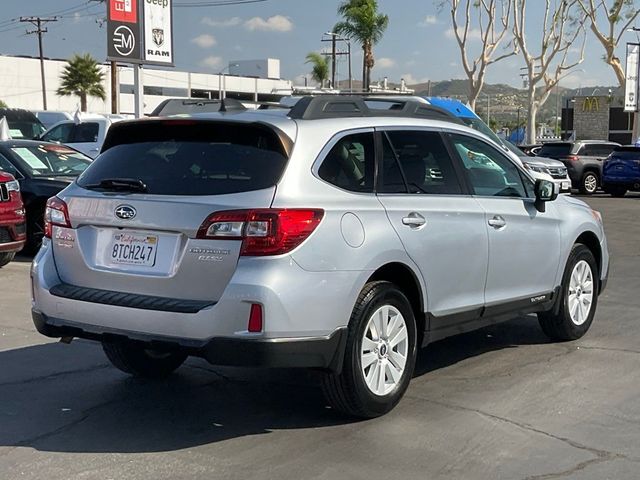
577, 0, 640, 87
440, 0, 516, 110
513, 0, 587, 144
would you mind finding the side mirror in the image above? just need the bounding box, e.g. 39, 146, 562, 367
534, 179, 559, 213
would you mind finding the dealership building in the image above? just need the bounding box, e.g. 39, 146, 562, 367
561, 94, 635, 144
0, 54, 293, 115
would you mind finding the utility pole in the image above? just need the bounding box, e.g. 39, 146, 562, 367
322, 32, 351, 91
20, 16, 58, 110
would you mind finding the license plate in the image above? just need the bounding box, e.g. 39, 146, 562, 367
109, 233, 158, 267
561, 181, 571, 190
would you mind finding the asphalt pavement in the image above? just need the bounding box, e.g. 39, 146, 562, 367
1, 194, 639, 480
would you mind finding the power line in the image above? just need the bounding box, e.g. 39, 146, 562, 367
20, 16, 58, 110
174, 0, 267, 6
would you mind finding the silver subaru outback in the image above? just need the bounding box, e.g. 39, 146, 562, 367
31, 96, 609, 418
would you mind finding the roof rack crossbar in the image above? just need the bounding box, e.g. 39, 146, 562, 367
287, 95, 463, 124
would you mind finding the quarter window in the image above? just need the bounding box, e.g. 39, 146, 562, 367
318, 133, 375, 193
450, 134, 528, 198
380, 130, 463, 195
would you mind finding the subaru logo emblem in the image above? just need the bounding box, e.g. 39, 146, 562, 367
115, 205, 136, 220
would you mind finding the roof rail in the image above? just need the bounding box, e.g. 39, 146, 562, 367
287, 95, 463, 124
150, 98, 247, 117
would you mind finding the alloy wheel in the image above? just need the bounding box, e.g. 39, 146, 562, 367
361, 305, 409, 396
584, 174, 598, 194
568, 260, 594, 326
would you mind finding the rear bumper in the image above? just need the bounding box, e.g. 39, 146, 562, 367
32, 310, 347, 371
602, 176, 640, 189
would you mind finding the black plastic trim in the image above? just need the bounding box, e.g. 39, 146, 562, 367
32, 310, 347, 371
49, 283, 216, 314
424, 290, 558, 344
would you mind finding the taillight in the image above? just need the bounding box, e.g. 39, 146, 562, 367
44, 196, 71, 238
566, 155, 579, 162
197, 209, 324, 256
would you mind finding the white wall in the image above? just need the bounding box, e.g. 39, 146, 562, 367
0, 55, 292, 115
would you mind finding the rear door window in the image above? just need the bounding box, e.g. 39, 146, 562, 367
71, 123, 100, 143
77, 121, 289, 196
43, 123, 74, 143
380, 130, 463, 195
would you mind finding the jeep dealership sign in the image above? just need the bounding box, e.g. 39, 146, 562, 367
624, 43, 639, 113
107, 0, 174, 66
143, 0, 174, 65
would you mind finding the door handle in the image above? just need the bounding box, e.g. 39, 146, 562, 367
402, 212, 426, 228
488, 215, 507, 229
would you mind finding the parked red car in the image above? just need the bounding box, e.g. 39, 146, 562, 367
0, 172, 26, 267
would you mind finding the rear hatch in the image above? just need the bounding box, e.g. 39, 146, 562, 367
603, 147, 640, 179
50, 119, 291, 303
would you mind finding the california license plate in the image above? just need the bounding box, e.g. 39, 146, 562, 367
109, 233, 158, 267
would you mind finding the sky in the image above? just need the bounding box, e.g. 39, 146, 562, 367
1, 0, 638, 90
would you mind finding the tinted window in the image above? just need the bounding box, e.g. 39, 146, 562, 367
611, 147, 640, 160
318, 133, 375, 193
579, 144, 599, 156
78, 122, 288, 196
72, 123, 99, 143
0, 153, 20, 177
538, 143, 572, 157
450, 134, 528, 198
381, 130, 462, 195
43, 123, 74, 143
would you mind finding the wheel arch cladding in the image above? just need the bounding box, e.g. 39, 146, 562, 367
367, 262, 425, 334
575, 231, 601, 276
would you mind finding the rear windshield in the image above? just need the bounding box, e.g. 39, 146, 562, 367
77, 121, 289, 196
10, 145, 92, 176
538, 143, 572, 157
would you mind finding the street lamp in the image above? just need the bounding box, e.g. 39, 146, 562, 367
218, 63, 239, 100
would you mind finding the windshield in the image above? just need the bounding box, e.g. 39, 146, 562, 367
503, 140, 526, 157
10, 145, 92, 176
7, 119, 46, 140
459, 117, 504, 146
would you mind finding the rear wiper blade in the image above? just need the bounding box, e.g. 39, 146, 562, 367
84, 178, 148, 193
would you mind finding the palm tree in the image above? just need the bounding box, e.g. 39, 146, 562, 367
334, 0, 389, 91
305, 52, 330, 88
57, 54, 106, 112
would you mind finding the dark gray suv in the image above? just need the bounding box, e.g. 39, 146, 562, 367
538, 141, 620, 194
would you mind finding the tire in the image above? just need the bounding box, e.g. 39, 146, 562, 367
322, 281, 418, 418
0, 252, 15, 268
25, 208, 45, 255
579, 172, 599, 195
538, 244, 599, 341
102, 341, 187, 379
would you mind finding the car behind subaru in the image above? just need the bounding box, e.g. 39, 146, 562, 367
602, 146, 640, 197
0, 172, 26, 267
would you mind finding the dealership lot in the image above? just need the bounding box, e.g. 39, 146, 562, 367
1, 194, 639, 480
